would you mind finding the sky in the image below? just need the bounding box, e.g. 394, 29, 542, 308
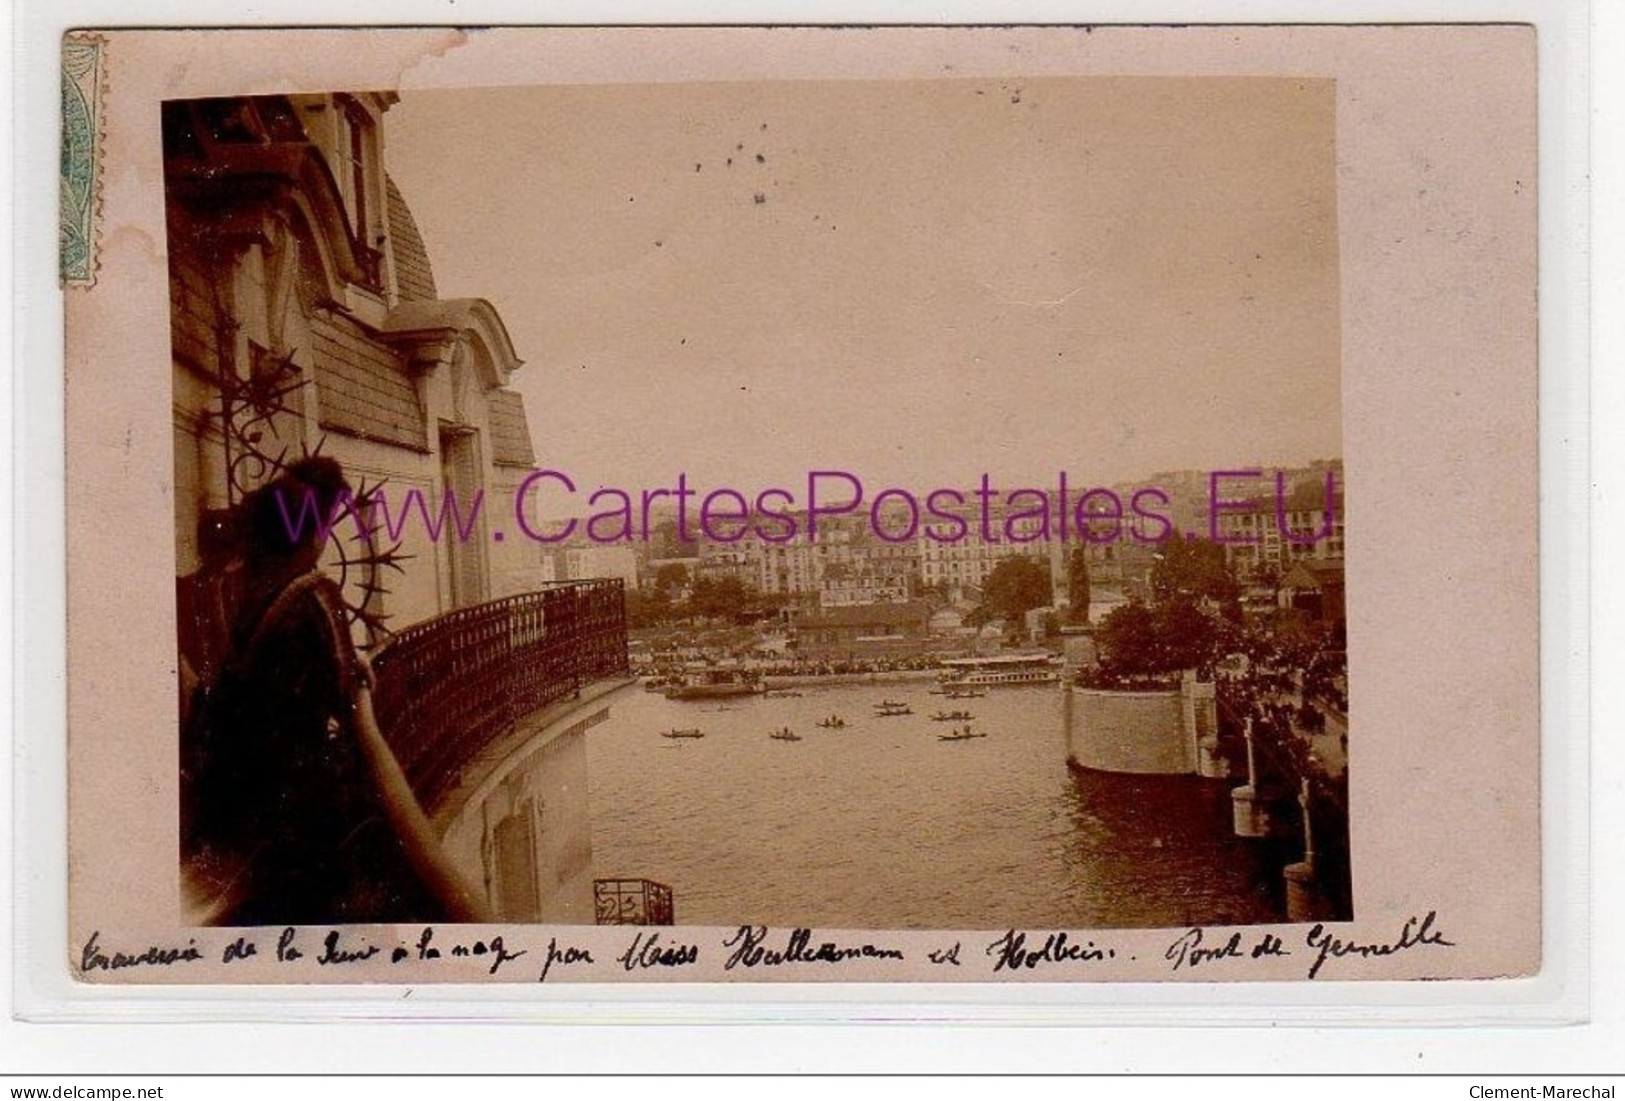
383, 76, 1342, 505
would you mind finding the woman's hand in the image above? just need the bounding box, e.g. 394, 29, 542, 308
352, 650, 377, 693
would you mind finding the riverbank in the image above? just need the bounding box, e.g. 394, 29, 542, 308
760, 670, 940, 689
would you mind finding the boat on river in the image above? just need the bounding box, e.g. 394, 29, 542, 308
664, 665, 766, 700
816, 716, 847, 729
660, 728, 704, 739
873, 702, 912, 717
769, 727, 802, 742
938, 653, 1062, 689
937, 725, 988, 742
931, 710, 975, 722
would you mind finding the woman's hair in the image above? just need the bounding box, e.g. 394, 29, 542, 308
240, 456, 352, 561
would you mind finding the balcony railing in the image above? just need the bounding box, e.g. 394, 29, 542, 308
371, 580, 629, 805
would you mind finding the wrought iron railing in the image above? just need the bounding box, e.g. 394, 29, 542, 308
594, 878, 675, 926
371, 580, 629, 805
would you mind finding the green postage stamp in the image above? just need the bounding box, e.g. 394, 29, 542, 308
60, 33, 106, 286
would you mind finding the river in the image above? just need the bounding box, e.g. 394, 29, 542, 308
584, 679, 1287, 930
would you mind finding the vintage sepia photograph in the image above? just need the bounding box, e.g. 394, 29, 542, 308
168, 76, 1350, 934
55, 24, 1544, 988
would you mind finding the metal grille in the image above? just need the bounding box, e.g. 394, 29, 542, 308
594, 878, 675, 926
371, 579, 629, 805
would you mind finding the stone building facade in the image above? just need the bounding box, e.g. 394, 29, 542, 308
166, 92, 546, 637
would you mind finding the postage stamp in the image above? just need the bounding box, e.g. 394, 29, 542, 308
60, 33, 106, 286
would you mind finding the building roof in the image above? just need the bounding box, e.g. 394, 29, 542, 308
386, 174, 438, 303
487, 389, 537, 468
1281, 558, 1345, 589
312, 313, 430, 452
380, 298, 523, 384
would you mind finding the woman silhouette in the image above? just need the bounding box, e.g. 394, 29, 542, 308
182, 457, 489, 925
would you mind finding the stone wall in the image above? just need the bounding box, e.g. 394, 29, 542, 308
1066, 673, 1223, 776
1067, 686, 1190, 774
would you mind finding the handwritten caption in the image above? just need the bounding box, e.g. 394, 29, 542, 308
77, 911, 1455, 982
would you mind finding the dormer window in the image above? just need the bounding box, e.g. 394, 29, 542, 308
337, 98, 373, 242
325, 95, 387, 289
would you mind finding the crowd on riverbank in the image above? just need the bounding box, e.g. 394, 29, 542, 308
630, 653, 948, 680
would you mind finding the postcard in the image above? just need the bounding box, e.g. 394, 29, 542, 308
60, 24, 1539, 986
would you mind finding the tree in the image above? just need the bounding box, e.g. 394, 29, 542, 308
1093, 601, 1161, 676
978, 556, 1051, 627
1094, 597, 1230, 679
1090, 537, 1241, 679
1155, 593, 1230, 671
684, 574, 754, 623
653, 562, 690, 594
1150, 535, 1242, 622
624, 586, 674, 629
1066, 545, 1091, 625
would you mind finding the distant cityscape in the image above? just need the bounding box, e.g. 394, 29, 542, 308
536, 459, 1344, 658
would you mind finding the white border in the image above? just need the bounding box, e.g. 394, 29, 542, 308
6, 0, 1608, 1073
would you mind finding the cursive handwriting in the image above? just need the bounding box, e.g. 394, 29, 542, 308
276, 927, 303, 962
394, 926, 443, 962
927, 942, 962, 966
617, 931, 699, 972
538, 936, 595, 982
722, 926, 905, 970
465, 935, 526, 976
1165, 927, 1244, 970
317, 930, 380, 965
1304, 911, 1455, 979
986, 929, 1115, 973
80, 930, 204, 972
395, 927, 527, 976
1165, 928, 1292, 971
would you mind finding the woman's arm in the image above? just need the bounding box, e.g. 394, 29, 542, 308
295, 575, 493, 922
348, 683, 495, 924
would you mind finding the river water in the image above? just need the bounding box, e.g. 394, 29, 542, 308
585, 679, 1286, 930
